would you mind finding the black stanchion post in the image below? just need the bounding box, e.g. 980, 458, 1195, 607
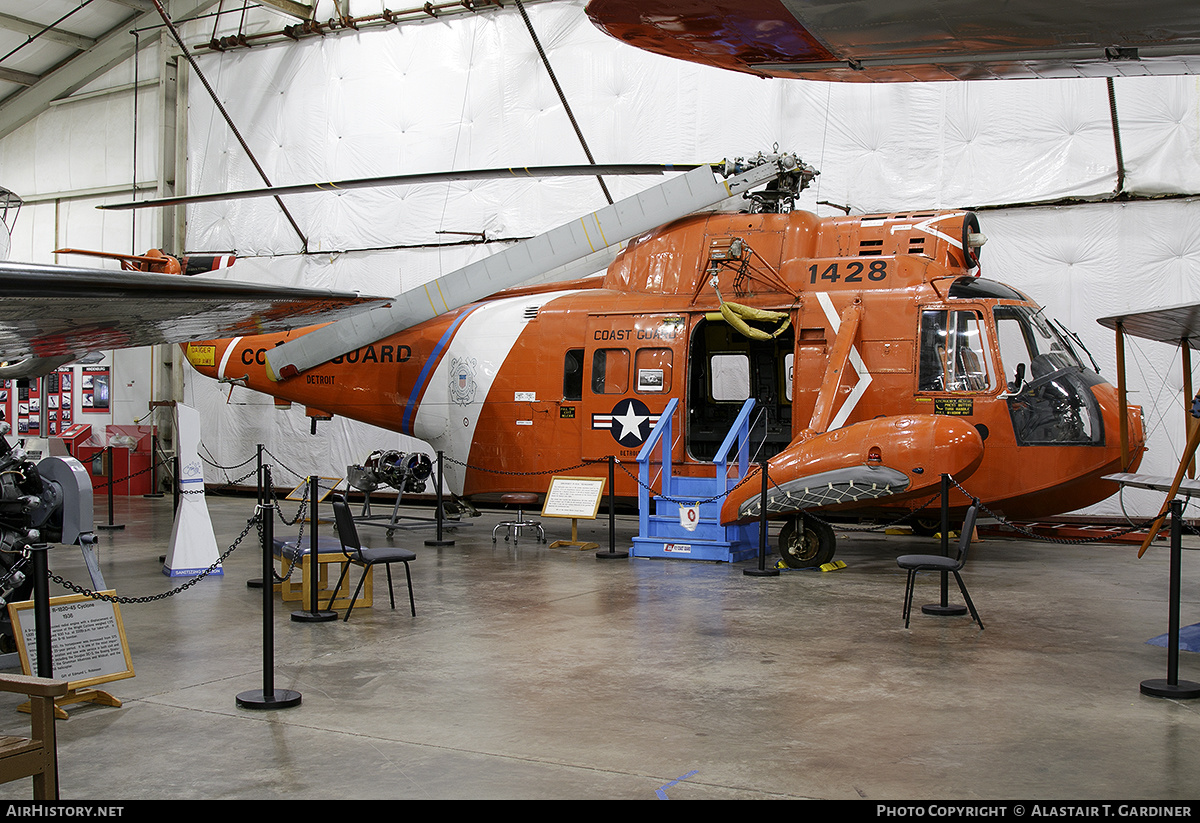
293, 475, 336, 623
923, 473, 966, 618
745, 458, 779, 577
247, 445, 265, 589
597, 455, 628, 559
144, 435, 164, 498
28, 542, 58, 797
238, 465, 301, 710
1141, 497, 1200, 698
940, 473, 950, 603
425, 452, 454, 547
97, 446, 124, 531
29, 543, 52, 678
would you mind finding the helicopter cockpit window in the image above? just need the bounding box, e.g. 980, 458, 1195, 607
993, 306, 1103, 446
591, 348, 630, 394
918, 310, 992, 393
994, 306, 1084, 392
563, 348, 584, 401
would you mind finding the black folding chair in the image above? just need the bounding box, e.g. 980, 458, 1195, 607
328, 496, 416, 621
897, 502, 984, 629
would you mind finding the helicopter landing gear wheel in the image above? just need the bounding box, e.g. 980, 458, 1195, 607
777, 516, 836, 569
910, 517, 941, 537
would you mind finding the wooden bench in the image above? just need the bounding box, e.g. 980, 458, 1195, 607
0, 673, 69, 799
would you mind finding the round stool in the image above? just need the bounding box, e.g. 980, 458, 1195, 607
492, 493, 546, 544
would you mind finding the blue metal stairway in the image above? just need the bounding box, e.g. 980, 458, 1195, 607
631, 398, 761, 562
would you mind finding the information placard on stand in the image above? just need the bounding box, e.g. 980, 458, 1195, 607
285, 477, 343, 504
8, 591, 133, 718
542, 476, 606, 550
285, 476, 344, 526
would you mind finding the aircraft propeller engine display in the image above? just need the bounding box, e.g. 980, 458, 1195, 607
348, 450, 434, 496
0, 424, 94, 645
175, 156, 1145, 567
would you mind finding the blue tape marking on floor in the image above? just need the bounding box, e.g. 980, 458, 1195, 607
656, 770, 698, 799
1146, 622, 1200, 653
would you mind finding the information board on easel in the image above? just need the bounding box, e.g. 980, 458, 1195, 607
8, 592, 133, 718
542, 476, 606, 550
285, 477, 344, 505
284, 476, 343, 532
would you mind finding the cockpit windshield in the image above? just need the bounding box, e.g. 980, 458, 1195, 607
993, 306, 1084, 392
993, 305, 1103, 446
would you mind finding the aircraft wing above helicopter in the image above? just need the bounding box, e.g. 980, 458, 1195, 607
0, 259, 386, 379
584, 0, 1200, 81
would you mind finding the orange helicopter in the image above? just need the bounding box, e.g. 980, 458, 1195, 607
116, 153, 1145, 567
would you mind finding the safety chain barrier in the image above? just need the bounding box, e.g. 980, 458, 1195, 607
441, 454, 594, 478
442, 451, 759, 506
444, 451, 955, 532
199, 449, 257, 472
49, 509, 262, 604
265, 482, 309, 585
20, 445, 1184, 614
262, 448, 307, 482
943, 474, 1163, 546
88, 453, 169, 493
36, 444, 317, 602
444, 450, 1173, 544
91, 443, 1179, 559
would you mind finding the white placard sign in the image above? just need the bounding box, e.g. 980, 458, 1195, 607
10, 592, 134, 687
541, 476, 606, 520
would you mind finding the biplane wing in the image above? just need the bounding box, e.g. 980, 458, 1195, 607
0, 259, 386, 379
585, 0, 1200, 81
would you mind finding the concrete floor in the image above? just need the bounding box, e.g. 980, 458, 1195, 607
0, 491, 1197, 801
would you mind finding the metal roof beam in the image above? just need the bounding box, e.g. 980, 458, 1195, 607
0, 11, 96, 52
0, 67, 39, 87
103, 0, 158, 11
255, 1, 314, 19
0, 0, 219, 141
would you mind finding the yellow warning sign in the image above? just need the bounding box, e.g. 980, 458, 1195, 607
186, 344, 216, 367
934, 397, 974, 416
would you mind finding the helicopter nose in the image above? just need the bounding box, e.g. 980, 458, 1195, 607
180, 340, 225, 379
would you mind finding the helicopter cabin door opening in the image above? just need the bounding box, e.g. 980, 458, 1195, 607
687, 316, 794, 462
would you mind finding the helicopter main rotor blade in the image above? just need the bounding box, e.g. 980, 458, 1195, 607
97, 164, 706, 211
264, 156, 803, 382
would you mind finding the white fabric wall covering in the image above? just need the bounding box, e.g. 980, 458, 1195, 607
6, 1, 1200, 515
178, 2, 1200, 512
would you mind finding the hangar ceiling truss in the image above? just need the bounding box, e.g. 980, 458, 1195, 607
0, 1, 563, 143
0, 1, 315, 142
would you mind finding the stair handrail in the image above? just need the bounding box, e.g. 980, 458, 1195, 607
636, 397, 679, 538
712, 398, 756, 488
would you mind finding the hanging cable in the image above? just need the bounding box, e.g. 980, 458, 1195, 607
1107, 77, 1127, 196
513, 0, 613, 205
148, 0, 309, 252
